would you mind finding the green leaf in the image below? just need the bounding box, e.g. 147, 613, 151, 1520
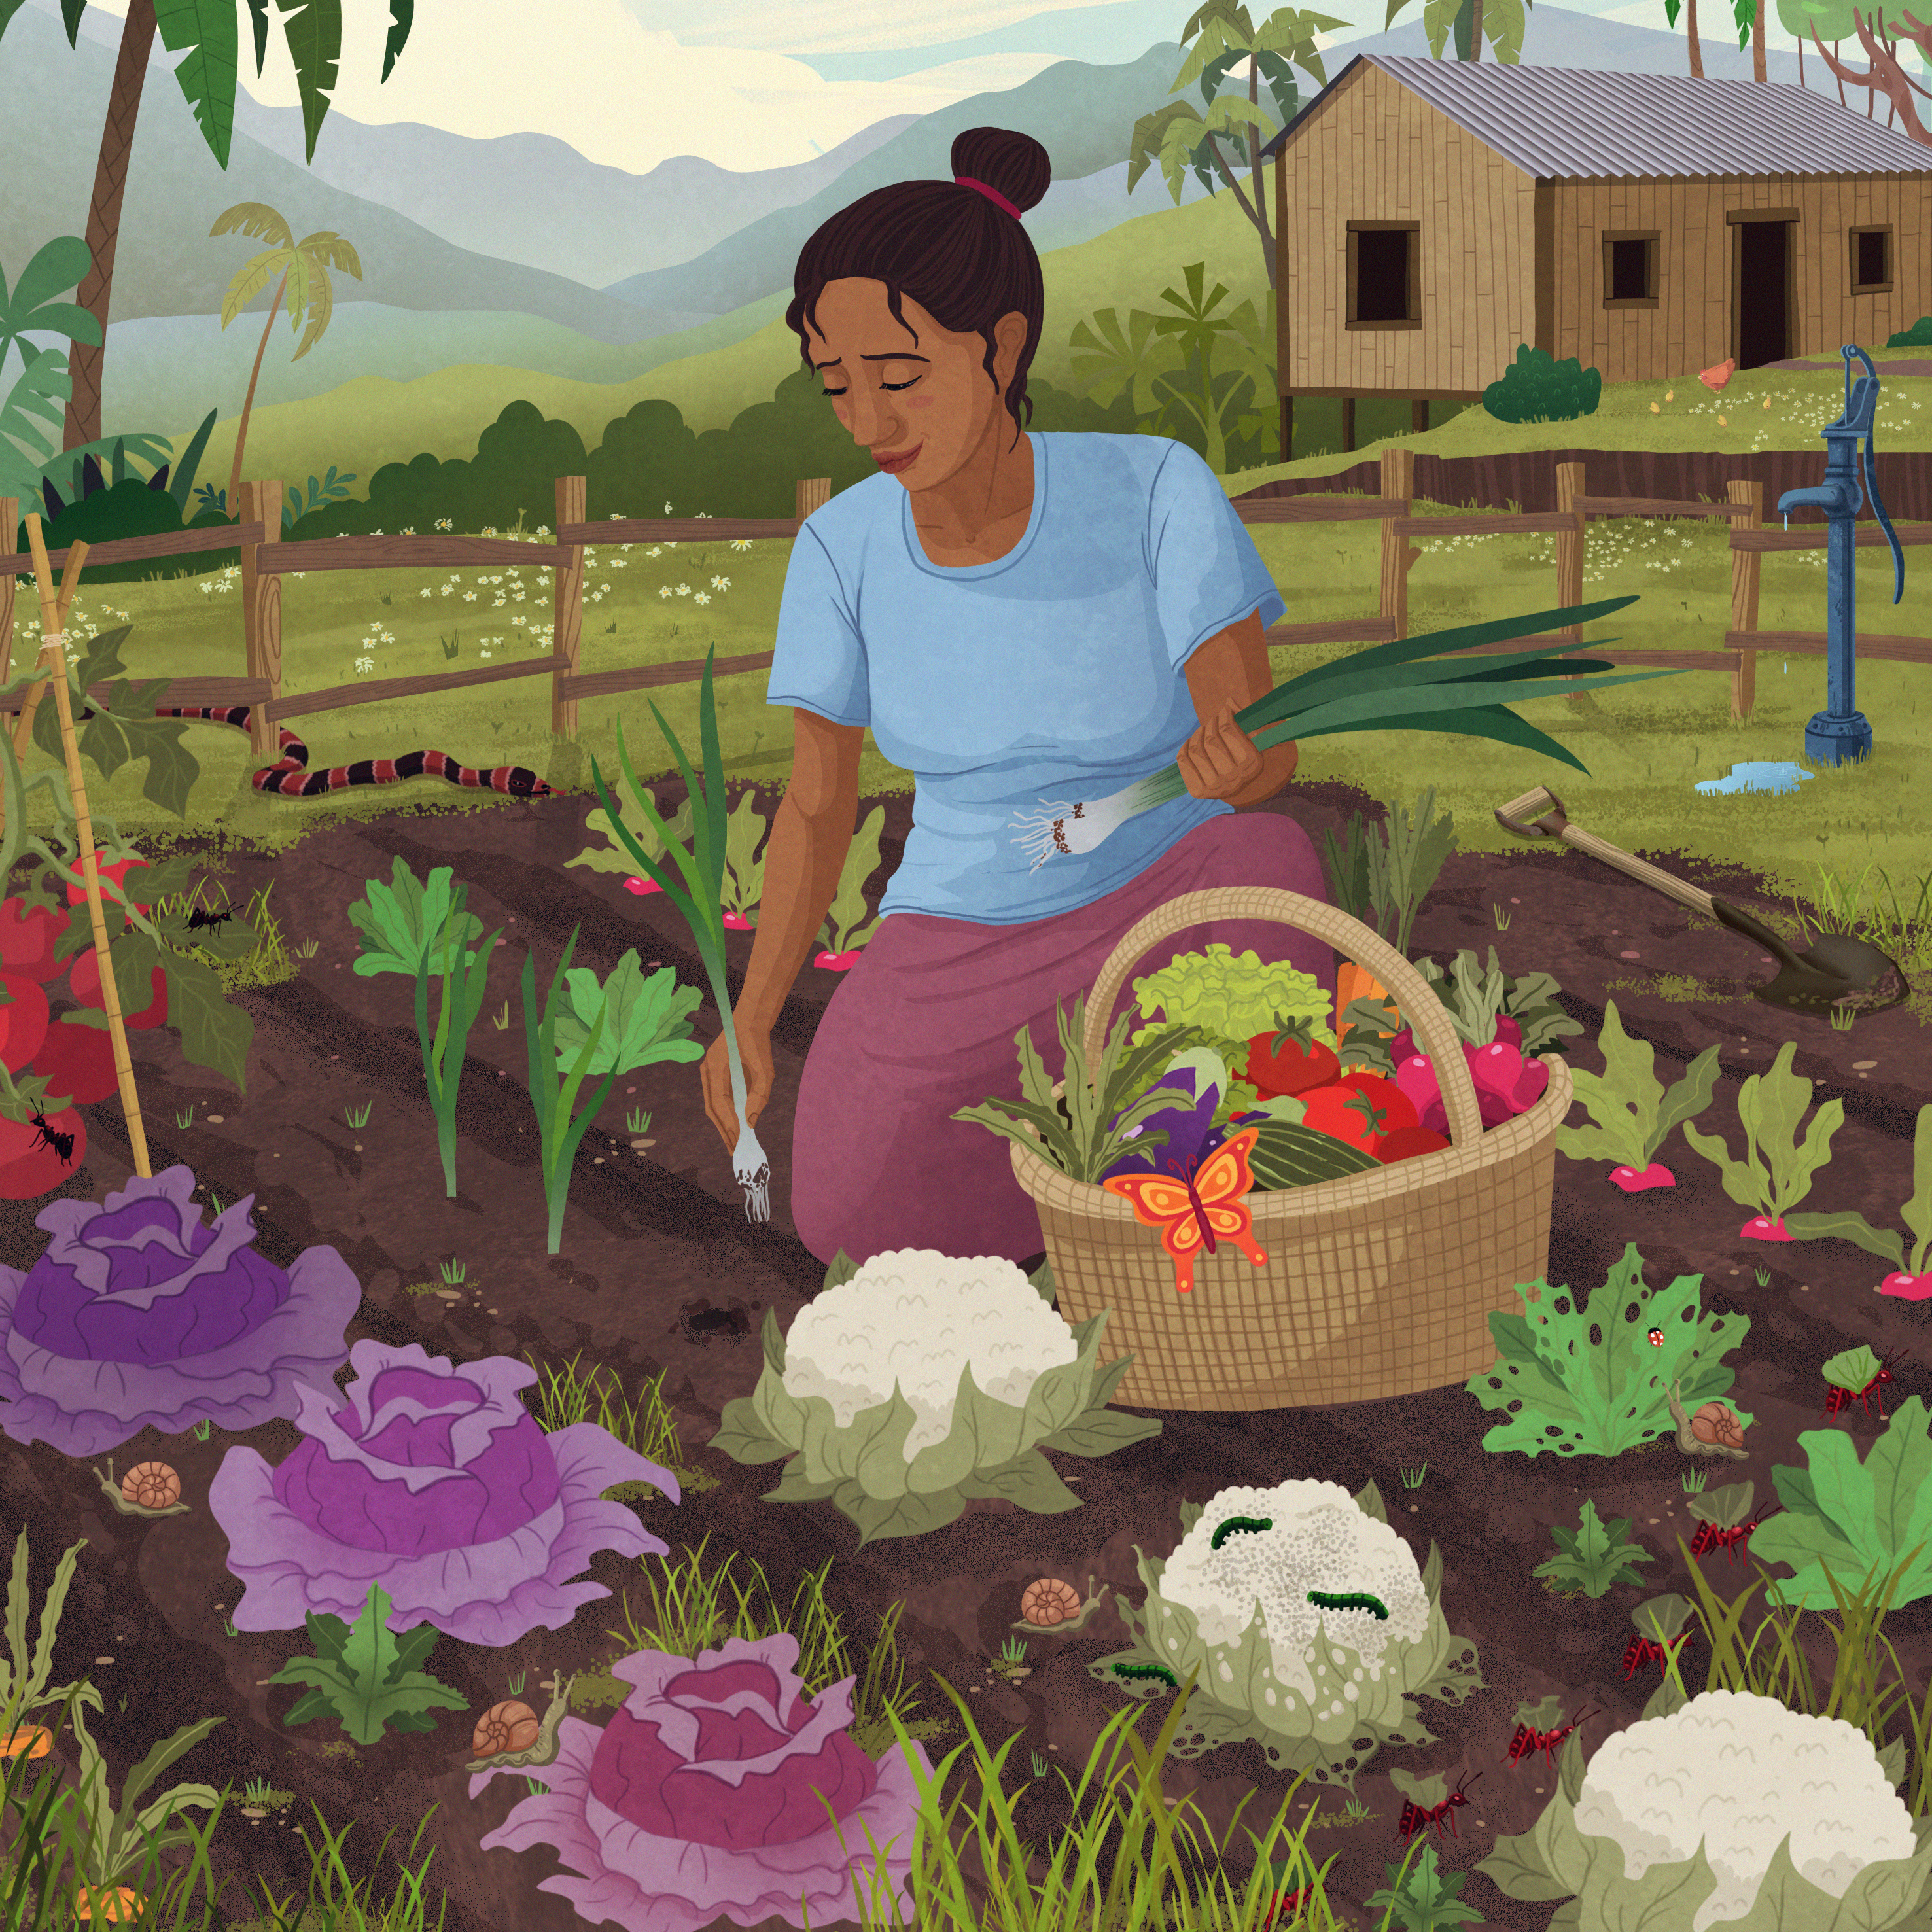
275, 0, 342, 162
564, 799, 693, 876
1689, 1041, 1846, 1223
819, 803, 885, 954
708, 1396, 794, 1467
762, 1463, 842, 1505
153, 0, 241, 169
381, 0, 413, 80
260, 1582, 466, 1747
955, 1450, 1083, 1513
1035, 1407, 1163, 1457
1823, 1344, 1881, 1393
347, 858, 482, 978
550, 952, 703, 1078
158, 945, 253, 1093
835, 1479, 967, 1549
1782, 1208, 1906, 1269
1532, 1498, 1653, 1597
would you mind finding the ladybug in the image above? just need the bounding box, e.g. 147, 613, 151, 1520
1647, 1328, 1665, 1348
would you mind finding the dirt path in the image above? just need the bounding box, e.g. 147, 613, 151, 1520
1, 779, 1925, 1931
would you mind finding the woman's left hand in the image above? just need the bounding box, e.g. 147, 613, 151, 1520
1177, 699, 1265, 802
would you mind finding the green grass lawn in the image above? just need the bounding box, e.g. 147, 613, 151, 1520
6, 487, 1925, 962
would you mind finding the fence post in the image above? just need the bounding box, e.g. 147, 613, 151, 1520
1555, 461, 1585, 697
0, 499, 14, 687
553, 476, 586, 739
1727, 479, 1763, 722
238, 480, 283, 758
794, 477, 831, 525
1379, 448, 1415, 640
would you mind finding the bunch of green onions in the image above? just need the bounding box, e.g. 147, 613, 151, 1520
1011, 595, 1668, 869
591, 647, 770, 1220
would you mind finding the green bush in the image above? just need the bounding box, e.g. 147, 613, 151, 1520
1886, 315, 1932, 348
12, 477, 243, 585
1482, 344, 1602, 425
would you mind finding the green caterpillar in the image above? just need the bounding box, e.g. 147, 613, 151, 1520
1307, 1590, 1390, 1621
1110, 1662, 1180, 1687
1209, 1515, 1273, 1551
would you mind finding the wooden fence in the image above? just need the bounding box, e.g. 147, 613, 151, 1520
3, 458, 1924, 760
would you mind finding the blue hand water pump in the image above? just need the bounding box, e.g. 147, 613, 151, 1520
1774, 345, 1905, 765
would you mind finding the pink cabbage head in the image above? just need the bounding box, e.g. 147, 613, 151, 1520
0, 1165, 359, 1458
470, 1633, 932, 1931
209, 1338, 678, 1649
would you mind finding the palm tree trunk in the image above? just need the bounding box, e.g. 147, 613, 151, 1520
65, 0, 158, 453
1469, 0, 1484, 58
227, 268, 292, 512
1752, 0, 1767, 79
1687, 0, 1705, 77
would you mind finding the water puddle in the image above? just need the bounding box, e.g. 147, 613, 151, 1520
1693, 760, 1815, 796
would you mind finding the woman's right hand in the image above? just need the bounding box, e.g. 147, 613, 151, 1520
701, 1022, 772, 1154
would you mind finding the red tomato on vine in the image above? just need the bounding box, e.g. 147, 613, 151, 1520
0, 898, 71, 981
0, 1106, 86, 1199
68, 949, 168, 1029
65, 856, 151, 915
0, 975, 50, 1073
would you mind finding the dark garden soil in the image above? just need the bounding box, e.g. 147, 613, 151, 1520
1, 771, 1928, 1932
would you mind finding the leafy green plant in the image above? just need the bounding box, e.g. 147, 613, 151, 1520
1554, 998, 1724, 1178
1127, 943, 1325, 1053
521, 927, 618, 1254
952, 992, 1201, 1185
260, 1579, 467, 1747
1534, 1498, 1653, 1598
282, 465, 357, 529
1319, 785, 1457, 960
345, 858, 499, 1195
1748, 1396, 1932, 1612
1682, 1039, 1846, 1235
1484, 343, 1603, 423
1338, 947, 1581, 1075
1785, 1102, 1931, 1292
1364, 1838, 1483, 1932
1466, 1242, 1753, 1458
817, 803, 887, 957
718, 788, 768, 922
547, 949, 704, 1080
565, 794, 695, 877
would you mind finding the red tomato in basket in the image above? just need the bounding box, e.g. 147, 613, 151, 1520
1375, 1124, 1452, 1167
1297, 1071, 1416, 1155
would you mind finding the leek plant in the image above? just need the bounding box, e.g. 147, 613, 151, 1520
591, 647, 771, 1220
1011, 594, 1666, 869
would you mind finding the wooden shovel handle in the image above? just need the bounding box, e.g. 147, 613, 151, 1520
1494, 786, 1715, 919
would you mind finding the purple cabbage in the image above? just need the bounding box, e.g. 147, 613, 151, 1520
470, 1633, 930, 1931
0, 1165, 360, 1458
209, 1339, 678, 1649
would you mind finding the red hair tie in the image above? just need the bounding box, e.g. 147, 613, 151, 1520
955, 175, 1021, 220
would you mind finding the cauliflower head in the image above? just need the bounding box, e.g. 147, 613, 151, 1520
1159, 1479, 1430, 1697
782, 1250, 1078, 1460
1573, 1691, 1918, 1931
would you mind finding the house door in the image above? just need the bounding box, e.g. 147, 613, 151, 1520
1735, 220, 1793, 367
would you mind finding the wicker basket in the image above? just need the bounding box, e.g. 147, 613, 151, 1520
1007, 887, 1572, 1411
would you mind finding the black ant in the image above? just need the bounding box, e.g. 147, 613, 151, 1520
29, 1113, 75, 1165
184, 906, 234, 932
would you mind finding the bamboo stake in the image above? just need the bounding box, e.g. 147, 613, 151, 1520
0, 536, 88, 843
20, 515, 150, 1178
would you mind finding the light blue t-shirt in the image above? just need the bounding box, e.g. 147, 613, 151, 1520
765, 431, 1286, 926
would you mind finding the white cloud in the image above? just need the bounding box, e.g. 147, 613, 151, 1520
616, 0, 1123, 56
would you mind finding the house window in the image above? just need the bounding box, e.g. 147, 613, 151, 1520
1851, 226, 1893, 293
1347, 222, 1421, 331
1602, 231, 1660, 309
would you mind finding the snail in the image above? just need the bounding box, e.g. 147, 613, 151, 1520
92, 1458, 191, 1518
1666, 1379, 1749, 1462
1011, 1573, 1113, 1636
464, 1671, 576, 1773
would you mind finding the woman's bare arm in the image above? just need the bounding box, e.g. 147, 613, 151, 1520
1182, 610, 1298, 805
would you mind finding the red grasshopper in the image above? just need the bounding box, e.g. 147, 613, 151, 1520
1688, 1499, 1783, 1565
1396, 1770, 1481, 1844
1821, 1345, 1909, 1422
1503, 1703, 1601, 1770
1621, 1627, 1696, 1681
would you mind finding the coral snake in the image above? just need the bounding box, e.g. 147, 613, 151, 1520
136, 705, 553, 798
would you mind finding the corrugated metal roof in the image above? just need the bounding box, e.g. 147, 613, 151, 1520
1259, 55, 1932, 179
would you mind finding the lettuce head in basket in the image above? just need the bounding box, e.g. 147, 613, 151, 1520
1089, 1477, 1483, 1788
708, 1250, 1161, 1547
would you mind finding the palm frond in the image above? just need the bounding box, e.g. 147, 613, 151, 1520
209, 202, 293, 248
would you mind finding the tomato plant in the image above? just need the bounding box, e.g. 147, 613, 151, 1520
0, 898, 71, 981
29, 1016, 119, 1105
0, 975, 49, 1073
69, 948, 168, 1028
0, 1105, 86, 1199
65, 856, 150, 915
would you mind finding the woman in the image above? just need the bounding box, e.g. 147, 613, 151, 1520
698, 124, 1333, 1267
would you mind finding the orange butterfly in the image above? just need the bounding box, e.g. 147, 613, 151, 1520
1100, 1127, 1268, 1294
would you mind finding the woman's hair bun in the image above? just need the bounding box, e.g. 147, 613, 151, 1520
949, 127, 1050, 217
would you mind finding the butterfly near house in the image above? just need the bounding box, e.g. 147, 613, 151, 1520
1101, 1126, 1266, 1295
29, 1112, 75, 1165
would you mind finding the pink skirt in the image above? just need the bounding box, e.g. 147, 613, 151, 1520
790, 810, 1333, 1267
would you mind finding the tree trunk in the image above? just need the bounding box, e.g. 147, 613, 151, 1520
1685, 0, 1705, 77
1752, 0, 1767, 79
1469, 0, 1484, 59
65, 0, 158, 453
1836, 39, 1847, 106
228, 267, 292, 514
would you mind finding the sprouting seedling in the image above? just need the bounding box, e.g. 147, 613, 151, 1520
1399, 1462, 1428, 1489
1680, 1467, 1708, 1495
491, 998, 511, 1030
1000, 1636, 1028, 1664
345, 1100, 372, 1130
626, 1107, 652, 1134
440, 1259, 466, 1287
174, 1104, 196, 1129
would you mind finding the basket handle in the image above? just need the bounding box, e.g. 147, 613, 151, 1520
1080, 887, 1485, 1148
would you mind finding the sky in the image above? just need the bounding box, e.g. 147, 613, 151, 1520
48, 0, 1857, 176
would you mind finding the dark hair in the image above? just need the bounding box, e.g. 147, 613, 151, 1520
786, 128, 1050, 449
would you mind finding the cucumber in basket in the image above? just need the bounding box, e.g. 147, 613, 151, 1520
1244, 1119, 1382, 1191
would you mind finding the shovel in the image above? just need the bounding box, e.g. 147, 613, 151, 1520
1494, 785, 1912, 1015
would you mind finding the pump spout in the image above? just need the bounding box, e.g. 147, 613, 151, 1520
1777, 479, 1861, 520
